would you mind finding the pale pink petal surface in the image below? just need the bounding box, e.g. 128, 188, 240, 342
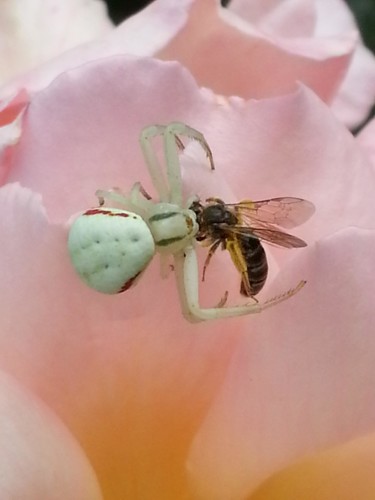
0, 0, 190, 99
228, 0, 375, 126
0, 56, 374, 497
0, 370, 102, 499
330, 47, 375, 128
357, 116, 375, 167
0, 0, 112, 84
0, 90, 29, 184
2, 0, 372, 129
158, 0, 354, 103
313, 0, 375, 127
229, 0, 317, 36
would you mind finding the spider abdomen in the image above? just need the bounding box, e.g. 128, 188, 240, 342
68, 207, 155, 294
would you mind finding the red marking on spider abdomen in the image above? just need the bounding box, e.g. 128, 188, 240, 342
119, 271, 142, 293
84, 208, 130, 218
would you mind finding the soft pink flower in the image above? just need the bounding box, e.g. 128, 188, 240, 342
115, 0, 375, 127
0, 370, 102, 498
0, 53, 375, 498
0, 0, 113, 84
1, 0, 374, 130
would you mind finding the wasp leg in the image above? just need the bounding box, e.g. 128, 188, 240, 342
216, 290, 229, 308
202, 239, 221, 282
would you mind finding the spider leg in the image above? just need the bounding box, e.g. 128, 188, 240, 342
163, 122, 215, 206
175, 245, 304, 322
95, 182, 153, 216
139, 125, 170, 202
95, 188, 133, 209
141, 122, 214, 206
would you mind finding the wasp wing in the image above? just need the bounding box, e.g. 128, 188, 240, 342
226, 197, 315, 229
219, 224, 307, 248
249, 227, 307, 248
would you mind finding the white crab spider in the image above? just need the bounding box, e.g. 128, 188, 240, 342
68, 122, 298, 322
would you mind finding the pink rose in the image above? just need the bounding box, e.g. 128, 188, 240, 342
0, 0, 374, 497
2, 0, 374, 130
155, 0, 375, 128
0, 0, 113, 84
0, 49, 375, 497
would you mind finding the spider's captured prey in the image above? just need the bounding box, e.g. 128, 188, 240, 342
68, 122, 314, 322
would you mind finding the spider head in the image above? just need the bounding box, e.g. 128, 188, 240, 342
147, 203, 198, 254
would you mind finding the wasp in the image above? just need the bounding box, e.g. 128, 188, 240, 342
190, 196, 315, 302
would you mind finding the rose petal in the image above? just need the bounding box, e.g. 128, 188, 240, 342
230, 0, 317, 37
7, 56, 374, 245
0, 182, 243, 498
231, 0, 375, 127
0, 370, 102, 499
357, 116, 375, 167
0, 0, 112, 84
331, 46, 375, 128
1, 55, 374, 498
251, 432, 375, 499
188, 227, 375, 498
0, 89, 29, 184
0, 0, 190, 100
106, 0, 194, 56
157, 0, 354, 102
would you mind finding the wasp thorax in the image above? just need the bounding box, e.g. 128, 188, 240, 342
147, 204, 198, 253
202, 203, 237, 226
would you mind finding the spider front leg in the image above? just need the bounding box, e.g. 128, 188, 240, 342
174, 245, 304, 322
139, 125, 170, 202
140, 122, 215, 206
173, 245, 262, 322
163, 122, 215, 206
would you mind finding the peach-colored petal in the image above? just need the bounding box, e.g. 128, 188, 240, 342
0, 182, 242, 498
1, 56, 374, 498
0, 89, 29, 184
0, 370, 102, 499
0, 0, 112, 84
251, 432, 375, 500
158, 0, 353, 102
188, 227, 375, 498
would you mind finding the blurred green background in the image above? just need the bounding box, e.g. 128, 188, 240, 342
103, 0, 375, 54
